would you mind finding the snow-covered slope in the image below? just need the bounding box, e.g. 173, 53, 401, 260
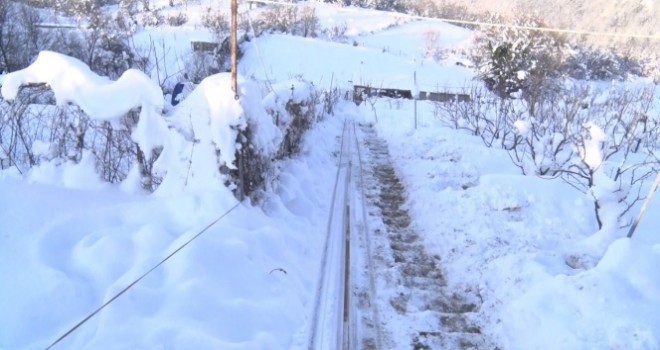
369, 98, 660, 349
1, 2, 659, 350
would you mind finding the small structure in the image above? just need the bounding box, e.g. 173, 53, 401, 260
171, 82, 196, 106
191, 40, 220, 53
353, 84, 470, 105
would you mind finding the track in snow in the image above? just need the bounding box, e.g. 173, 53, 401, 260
307, 118, 493, 349
357, 122, 491, 349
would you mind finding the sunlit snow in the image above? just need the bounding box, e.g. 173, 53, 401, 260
1, 1, 659, 350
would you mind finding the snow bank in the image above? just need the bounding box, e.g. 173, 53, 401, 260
368, 98, 660, 350
29, 151, 106, 190
504, 239, 660, 349
0, 105, 345, 349
263, 79, 317, 131
156, 73, 281, 194
240, 34, 475, 92
0, 51, 167, 156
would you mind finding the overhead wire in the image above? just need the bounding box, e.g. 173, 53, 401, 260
247, 0, 660, 40
44, 201, 242, 350
243, 6, 277, 95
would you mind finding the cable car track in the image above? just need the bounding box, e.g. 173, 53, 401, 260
307, 117, 383, 350
308, 118, 492, 349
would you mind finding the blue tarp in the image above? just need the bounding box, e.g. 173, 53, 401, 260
171, 82, 185, 106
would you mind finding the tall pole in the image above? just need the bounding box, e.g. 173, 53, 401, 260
413, 71, 417, 130
231, 0, 238, 99
627, 171, 660, 238
230, 0, 244, 200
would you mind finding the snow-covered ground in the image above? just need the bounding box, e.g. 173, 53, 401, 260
367, 99, 660, 348
2, 1, 660, 349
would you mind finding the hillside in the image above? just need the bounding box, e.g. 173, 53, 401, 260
1, 1, 660, 349
435, 0, 658, 39
434, 0, 659, 74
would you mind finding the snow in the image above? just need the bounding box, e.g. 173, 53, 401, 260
240, 32, 475, 93
28, 151, 106, 190
1, 51, 162, 122
263, 79, 316, 129
2, 2, 660, 350
0, 114, 344, 349
1, 51, 167, 157
579, 121, 606, 169
504, 238, 660, 349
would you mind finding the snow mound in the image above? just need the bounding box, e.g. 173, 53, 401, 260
504, 239, 660, 349
156, 73, 281, 194
263, 79, 317, 131
1, 51, 167, 156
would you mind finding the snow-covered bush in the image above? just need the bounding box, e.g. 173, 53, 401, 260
1, 51, 167, 191
86, 10, 148, 79
324, 21, 348, 43
182, 51, 224, 84
0, 85, 161, 188
166, 11, 187, 26
260, 5, 298, 35
437, 82, 660, 234
560, 86, 659, 230
507, 88, 589, 177
1, 51, 329, 198
264, 80, 321, 159
158, 75, 325, 199
259, 5, 319, 38
0, 85, 53, 171
297, 6, 319, 38
435, 86, 523, 149
201, 6, 229, 40
423, 29, 445, 61
470, 16, 567, 100
563, 46, 643, 81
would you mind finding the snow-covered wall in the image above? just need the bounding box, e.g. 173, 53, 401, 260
156, 73, 282, 194
0, 52, 283, 194
1, 51, 321, 196
1, 51, 167, 157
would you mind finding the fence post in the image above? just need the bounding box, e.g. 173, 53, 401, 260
413, 71, 418, 130
627, 171, 660, 238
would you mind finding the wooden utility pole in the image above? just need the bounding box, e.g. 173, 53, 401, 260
230, 0, 244, 200
627, 171, 660, 238
230, 0, 238, 99
413, 71, 418, 129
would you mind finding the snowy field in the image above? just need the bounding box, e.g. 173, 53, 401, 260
366, 99, 660, 348
2, 1, 660, 349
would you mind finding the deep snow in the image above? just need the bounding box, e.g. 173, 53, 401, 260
1, 1, 660, 349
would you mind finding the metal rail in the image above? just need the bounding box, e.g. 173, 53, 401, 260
353, 122, 384, 349
308, 118, 365, 350
308, 119, 349, 350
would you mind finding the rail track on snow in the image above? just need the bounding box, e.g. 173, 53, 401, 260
307, 118, 493, 349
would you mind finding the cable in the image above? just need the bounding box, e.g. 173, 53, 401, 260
308, 118, 348, 350
246, 0, 660, 40
44, 201, 241, 350
434, 17, 660, 40
243, 8, 277, 95
353, 122, 384, 350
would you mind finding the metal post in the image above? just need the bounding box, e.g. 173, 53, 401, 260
627, 171, 660, 238
231, 0, 238, 99
414, 71, 418, 130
